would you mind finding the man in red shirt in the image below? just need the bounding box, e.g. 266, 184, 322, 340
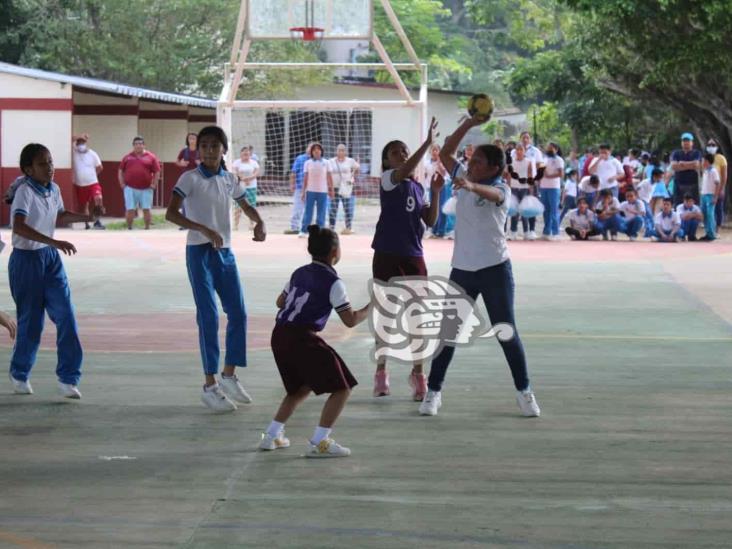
118, 136, 161, 230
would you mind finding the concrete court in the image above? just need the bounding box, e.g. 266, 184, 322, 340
0, 227, 731, 549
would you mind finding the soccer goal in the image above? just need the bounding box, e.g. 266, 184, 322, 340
219, 0, 427, 227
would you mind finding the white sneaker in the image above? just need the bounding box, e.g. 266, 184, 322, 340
419, 390, 442, 416
259, 431, 291, 451
516, 390, 540, 417
220, 374, 252, 403
527, 231, 538, 241
551, 234, 561, 241
306, 438, 351, 458
58, 382, 82, 399
507, 232, 516, 241
9, 373, 32, 395
611, 235, 618, 241
298, 232, 308, 238
540, 234, 551, 241
201, 384, 237, 412
629, 236, 637, 241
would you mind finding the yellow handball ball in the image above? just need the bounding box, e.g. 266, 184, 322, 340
467, 93, 494, 122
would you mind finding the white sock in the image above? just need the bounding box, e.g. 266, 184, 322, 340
311, 426, 332, 445
221, 373, 235, 379
204, 383, 219, 392
266, 420, 285, 438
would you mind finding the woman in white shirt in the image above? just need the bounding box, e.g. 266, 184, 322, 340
507, 143, 536, 240
231, 146, 260, 231
539, 142, 565, 240
328, 144, 360, 235
299, 143, 333, 236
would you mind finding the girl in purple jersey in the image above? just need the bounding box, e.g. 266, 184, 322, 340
371, 117, 444, 401
262, 226, 370, 458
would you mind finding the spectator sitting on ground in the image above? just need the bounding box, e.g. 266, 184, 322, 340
654, 197, 684, 242
675, 193, 703, 241
618, 188, 646, 241
565, 197, 599, 241
594, 189, 623, 241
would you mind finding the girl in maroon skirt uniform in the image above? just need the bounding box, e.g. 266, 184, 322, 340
371, 117, 444, 400
261, 225, 370, 458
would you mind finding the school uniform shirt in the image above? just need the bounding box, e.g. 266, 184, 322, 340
595, 197, 621, 216
510, 157, 535, 190
566, 208, 596, 231
450, 164, 510, 271
232, 158, 259, 189
701, 167, 720, 195
578, 176, 599, 195
371, 169, 426, 257
276, 261, 350, 332
655, 210, 681, 232
72, 148, 102, 186
512, 145, 544, 165
304, 159, 329, 193
619, 199, 646, 221
539, 156, 565, 189
120, 151, 161, 189
675, 203, 701, 218
563, 178, 578, 197
173, 165, 247, 248
595, 157, 624, 190
10, 178, 64, 251
635, 179, 653, 203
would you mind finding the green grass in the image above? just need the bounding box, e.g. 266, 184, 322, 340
105, 213, 173, 231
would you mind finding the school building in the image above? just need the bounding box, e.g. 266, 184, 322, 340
0, 62, 216, 224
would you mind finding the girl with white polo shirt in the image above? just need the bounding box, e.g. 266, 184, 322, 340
539, 142, 565, 240
8, 143, 95, 399
166, 126, 266, 412
299, 143, 333, 236
420, 115, 540, 418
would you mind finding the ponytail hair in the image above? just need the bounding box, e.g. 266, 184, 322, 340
307, 225, 338, 259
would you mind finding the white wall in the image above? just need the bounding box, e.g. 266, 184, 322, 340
138, 119, 189, 163
2, 110, 72, 168
0, 73, 71, 99
72, 115, 139, 161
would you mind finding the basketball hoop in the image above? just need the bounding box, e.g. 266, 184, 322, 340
289, 26, 324, 43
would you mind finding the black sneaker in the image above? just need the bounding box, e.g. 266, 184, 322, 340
93, 220, 106, 230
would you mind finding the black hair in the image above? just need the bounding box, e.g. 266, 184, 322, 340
475, 144, 506, 173
630, 148, 641, 157
566, 168, 577, 176
600, 189, 612, 197
132, 136, 144, 144
703, 153, 716, 164
625, 187, 636, 195
577, 196, 588, 205
307, 225, 338, 259
309, 142, 323, 158
19, 143, 50, 174
599, 143, 611, 151
683, 193, 694, 201
381, 140, 407, 171
589, 175, 600, 185
662, 197, 672, 203
185, 132, 197, 147
651, 168, 664, 178
197, 126, 229, 171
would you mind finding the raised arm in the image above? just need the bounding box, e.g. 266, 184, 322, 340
439, 115, 483, 176
393, 117, 438, 183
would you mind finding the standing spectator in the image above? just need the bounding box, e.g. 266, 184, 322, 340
706, 138, 727, 233
504, 141, 517, 167
539, 142, 564, 240
676, 193, 703, 241
71, 134, 106, 230
231, 145, 260, 231
699, 154, 721, 241
176, 133, 200, 171
328, 143, 360, 235
565, 197, 599, 240
618, 188, 645, 241
299, 143, 333, 236
634, 170, 656, 236
285, 143, 312, 234
560, 168, 579, 224
512, 131, 544, 165
461, 143, 475, 164
589, 144, 623, 198
423, 144, 452, 238
118, 137, 160, 230
579, 147, 595, 177
567, 149, 579, 173
671, 133, 702, 206
507, 143, 537, 240
654, 198, 684, 242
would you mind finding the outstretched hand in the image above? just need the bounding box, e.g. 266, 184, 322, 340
53, 240, 77, 255
427, 117, 439, 144
430, 172, 445, 195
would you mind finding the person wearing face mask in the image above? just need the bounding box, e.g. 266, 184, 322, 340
706, 139, 727, 234
71, 134, 105, 230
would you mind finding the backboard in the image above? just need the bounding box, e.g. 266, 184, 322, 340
247, 0, 373, 40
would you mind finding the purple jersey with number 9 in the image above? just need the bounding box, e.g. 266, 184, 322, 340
371, 169, 426, 257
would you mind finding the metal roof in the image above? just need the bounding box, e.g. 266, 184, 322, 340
0, 62, 216, 109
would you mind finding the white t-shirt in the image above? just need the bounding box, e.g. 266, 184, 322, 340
578, 176, 599, 194
566, 208, 596, 231
173, 167, 246, 248
563, 178, 578, 197
450, 164, 510, 271
540, 156, 565, 190
330, 157, 358, 187
10, 178, 65, 250
510, 157, 535, 189
701, 167, 720, 195
512, 145, 544, 165
619, 199, 646, 221
655, 211, 681, 232
231, 159, 259, 189
595, 157, 623, 189
635, 179, 653, 202
596, 196, 621, 215
676, 203, 701, 218
304, 159, 329, 193
72, 148, 102, 187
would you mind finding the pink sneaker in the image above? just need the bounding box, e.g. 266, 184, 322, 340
408, 371, 427, 401
373, 370, 390, 397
